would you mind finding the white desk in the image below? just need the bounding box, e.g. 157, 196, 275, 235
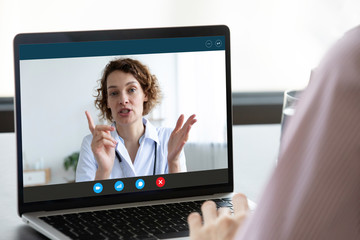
0, 124, 280, 239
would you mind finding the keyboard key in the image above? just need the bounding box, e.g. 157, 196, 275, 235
146, 227, 165, 235
216, 201, 232, 208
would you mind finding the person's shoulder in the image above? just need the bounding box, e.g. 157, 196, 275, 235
344, 25, 360, 37
329, 25, 360, 57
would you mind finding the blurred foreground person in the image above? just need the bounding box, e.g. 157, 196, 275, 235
189, 26, 360, 240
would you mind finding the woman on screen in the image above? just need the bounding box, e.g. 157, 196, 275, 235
76, 58, 197, 182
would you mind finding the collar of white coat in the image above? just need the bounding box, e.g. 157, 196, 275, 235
110, 118, 160, 145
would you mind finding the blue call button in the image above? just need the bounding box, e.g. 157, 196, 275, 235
93, 183, 103, 193
135, 179, 145, 189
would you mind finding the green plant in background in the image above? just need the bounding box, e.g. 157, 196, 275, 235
64, 152, 79, 172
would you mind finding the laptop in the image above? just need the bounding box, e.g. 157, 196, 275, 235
14, 25, 250, 240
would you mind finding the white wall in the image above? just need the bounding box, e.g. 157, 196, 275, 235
20, 57, 108, 183
2, 0, 360, 97
233, 124, 280, 201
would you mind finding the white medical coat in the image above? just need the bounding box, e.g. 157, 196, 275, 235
76, 118, 187, 182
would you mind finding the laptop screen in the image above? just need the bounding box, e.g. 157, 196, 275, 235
14, 26, 232, 212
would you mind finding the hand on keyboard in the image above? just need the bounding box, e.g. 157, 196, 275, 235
188, 193, 249, 240
41, 197, 237, 239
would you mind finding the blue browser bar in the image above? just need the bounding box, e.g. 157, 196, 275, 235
19, 36, 225, 60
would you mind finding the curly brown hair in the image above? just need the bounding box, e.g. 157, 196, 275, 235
95, 58, 161, 122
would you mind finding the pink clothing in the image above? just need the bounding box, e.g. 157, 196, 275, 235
236, 26, 360, 239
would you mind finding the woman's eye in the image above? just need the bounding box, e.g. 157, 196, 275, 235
129, 88, 136, 93
109, 91, 118, 96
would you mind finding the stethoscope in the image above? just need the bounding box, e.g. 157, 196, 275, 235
115, 141, 158, 176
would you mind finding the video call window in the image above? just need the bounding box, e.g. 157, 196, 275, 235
20, 48, 228, 187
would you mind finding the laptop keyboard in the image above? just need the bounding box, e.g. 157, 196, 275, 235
40, 198, 233, 240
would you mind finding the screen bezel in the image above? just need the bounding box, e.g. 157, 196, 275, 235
14, 25, 233, 216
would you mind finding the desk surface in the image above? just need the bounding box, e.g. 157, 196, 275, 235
0, 125, 280, 239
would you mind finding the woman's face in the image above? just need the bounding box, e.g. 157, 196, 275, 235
106, 70, 148, 126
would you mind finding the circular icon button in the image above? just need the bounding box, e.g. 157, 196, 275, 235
205, 40, 213, 48
135, 179, 145, 190
156, 177, 165, 188
215, 39, 222, 47
93, 183, 103, 194
114, 181, 124, 192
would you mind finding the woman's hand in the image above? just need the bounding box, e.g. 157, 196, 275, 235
167, 114, 197, 173
188, 193, 250, 240
85, 111, 117, 180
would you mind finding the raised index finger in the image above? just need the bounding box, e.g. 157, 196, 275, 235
85, 111, 95, 134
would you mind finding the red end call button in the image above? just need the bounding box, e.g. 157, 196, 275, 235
156, 177, 165, 187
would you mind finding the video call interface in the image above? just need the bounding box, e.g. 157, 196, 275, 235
18, 35, 230, 202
